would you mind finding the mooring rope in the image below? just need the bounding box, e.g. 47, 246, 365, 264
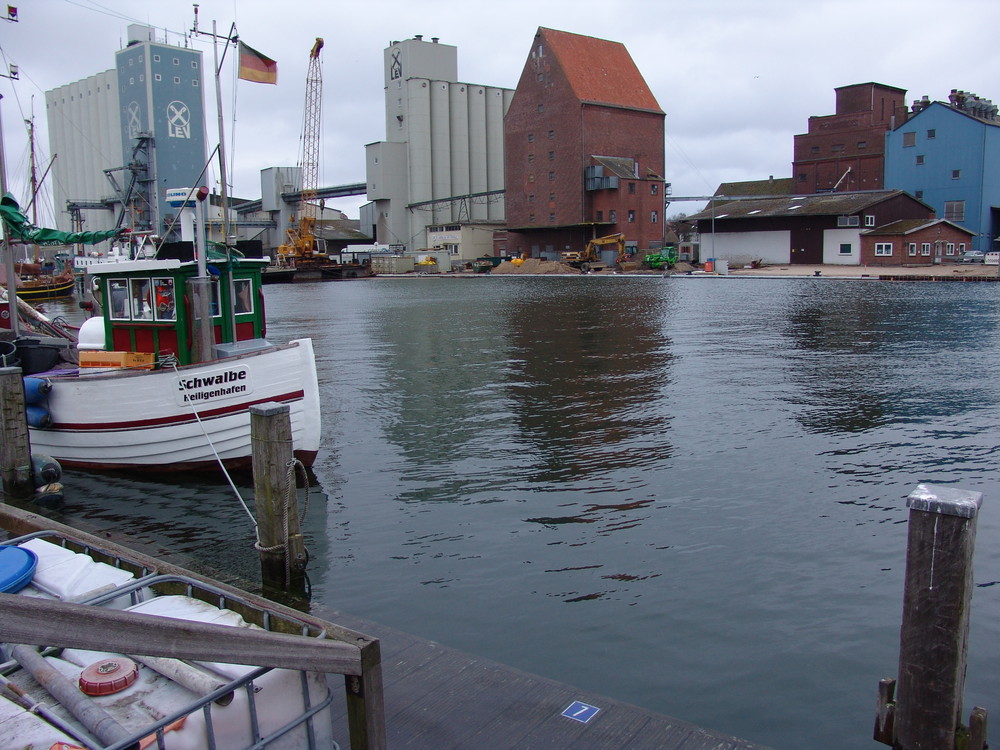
168, 362, 311, 583
169, 361, 256, 528
254, 457, 311, 586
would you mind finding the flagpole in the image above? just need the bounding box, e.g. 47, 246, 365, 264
211, 20, 238, 343
211, 20, 231, 246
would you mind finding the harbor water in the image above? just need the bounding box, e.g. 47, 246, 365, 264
40, 275, 1000, 749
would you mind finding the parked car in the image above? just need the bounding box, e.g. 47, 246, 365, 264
958, 251, 986, 263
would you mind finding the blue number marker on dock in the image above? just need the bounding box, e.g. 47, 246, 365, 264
562, 700, 600, 723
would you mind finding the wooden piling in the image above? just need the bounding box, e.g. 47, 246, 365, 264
890, 483, 984, 749
0, 366, 33, 499
250, 402, 307, 591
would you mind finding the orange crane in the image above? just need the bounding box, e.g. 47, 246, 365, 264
278, 38, 325, 262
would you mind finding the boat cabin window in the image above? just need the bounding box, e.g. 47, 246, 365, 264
108, 276, 179, 322
210, 280, 221, 318
153, 277, 176, 321
130, 278, 154, 320
234, 278, 253, 314
108, 279, 130, 320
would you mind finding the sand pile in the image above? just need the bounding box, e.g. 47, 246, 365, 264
491, 258, 581, 274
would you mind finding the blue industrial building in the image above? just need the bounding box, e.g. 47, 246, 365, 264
885, 91, 1000, 252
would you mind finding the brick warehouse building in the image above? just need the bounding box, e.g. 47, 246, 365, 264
503, 28, 665, 259
793, 82, 910, 194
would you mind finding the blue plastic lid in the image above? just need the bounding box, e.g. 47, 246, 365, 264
0, 545, 38, 593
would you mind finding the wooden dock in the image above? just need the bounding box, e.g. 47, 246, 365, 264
317, 604, 773, 749
0, 504, 774, 750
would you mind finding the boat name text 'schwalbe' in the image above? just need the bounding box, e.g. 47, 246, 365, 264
176, 367, 253, 405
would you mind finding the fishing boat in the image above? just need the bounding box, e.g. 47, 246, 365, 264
14, 247, 321, 472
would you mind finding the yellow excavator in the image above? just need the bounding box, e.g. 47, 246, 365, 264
560, 233, 625, 271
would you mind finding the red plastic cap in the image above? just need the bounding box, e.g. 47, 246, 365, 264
79, 657, 139, 696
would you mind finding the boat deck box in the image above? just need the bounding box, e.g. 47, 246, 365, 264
79, 351, 155, 370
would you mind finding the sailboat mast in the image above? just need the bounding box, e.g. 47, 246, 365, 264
0, 94, 20, 336
26, 114, 38, 263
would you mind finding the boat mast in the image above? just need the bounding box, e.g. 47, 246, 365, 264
211, 20, 232, 245
0, 94, 19, 336
191, 7, 239, 344
25, 113, 38, 264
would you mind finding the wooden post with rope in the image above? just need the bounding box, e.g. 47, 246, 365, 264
0, 365, 34, 499
250, 402, 307, 594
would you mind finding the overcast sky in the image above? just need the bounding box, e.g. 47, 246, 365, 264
2, 0, 999, 223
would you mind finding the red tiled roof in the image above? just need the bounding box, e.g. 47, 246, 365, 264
539, 28, 662, 113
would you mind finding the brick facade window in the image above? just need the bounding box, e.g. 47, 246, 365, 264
908, 243, 917, 256
627, 210, 635, 223
874, 242, 893, 256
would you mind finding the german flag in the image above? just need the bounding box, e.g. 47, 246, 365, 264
238, 42, 277, 84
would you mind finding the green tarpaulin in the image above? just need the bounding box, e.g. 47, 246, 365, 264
0, 193, 124, 246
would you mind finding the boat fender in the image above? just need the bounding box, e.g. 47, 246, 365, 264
23, 375, 52, 404
26, 404, 52, 429
31, 454, 62, 484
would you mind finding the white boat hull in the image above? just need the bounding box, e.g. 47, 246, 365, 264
28, 339, 321, 471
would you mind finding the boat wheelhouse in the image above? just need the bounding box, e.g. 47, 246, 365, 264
87, 256, 268, 365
